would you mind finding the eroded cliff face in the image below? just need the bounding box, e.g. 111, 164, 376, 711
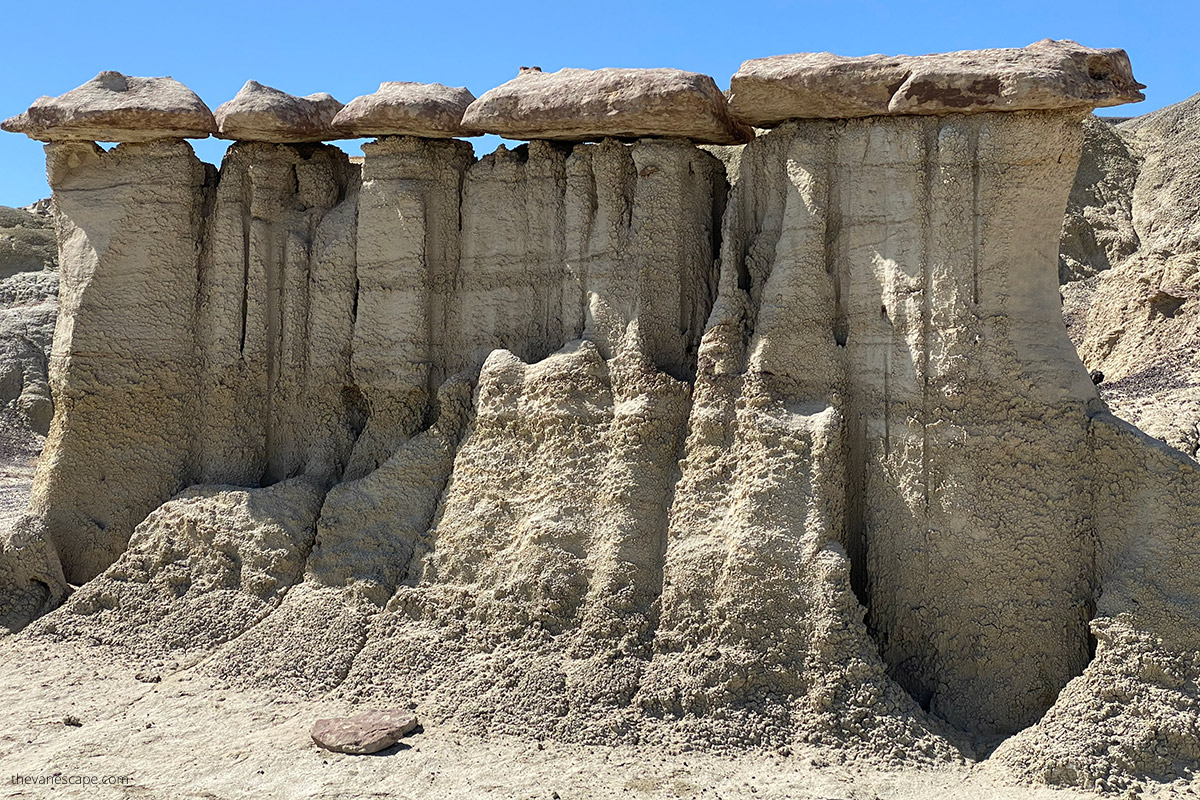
681, 112, 1101, 739
2, 71, 1198, 793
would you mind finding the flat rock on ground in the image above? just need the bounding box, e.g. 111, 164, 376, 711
332, 82, 477, 139
215, 81, 343, 143
1, 71, 216, 142
729, 39, 1145, 126
462, 67, 753, 144
311, 709, 419, 754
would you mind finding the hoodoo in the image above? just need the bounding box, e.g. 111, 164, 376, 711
0, 40, 1196, 793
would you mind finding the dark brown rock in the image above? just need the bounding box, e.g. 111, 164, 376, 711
310, 709, 418, 754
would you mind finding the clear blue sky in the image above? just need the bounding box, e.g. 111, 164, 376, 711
1, 0, 1194, 207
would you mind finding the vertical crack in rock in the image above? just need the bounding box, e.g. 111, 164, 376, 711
237, 175, 251, 357
834, 129, 872, 612
970, 126, 982, 306
920, 121, 936, 515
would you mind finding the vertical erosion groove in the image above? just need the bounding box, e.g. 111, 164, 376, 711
920, 120, 937, 514
238, 180, 251, 357
970, 126, 982, 307
827, 127, 870, 612
826, 145, 849, 348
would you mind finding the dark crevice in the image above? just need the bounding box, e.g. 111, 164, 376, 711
825, 148, 848, 347
238, 177, 251, 357
970, 127, 982, 305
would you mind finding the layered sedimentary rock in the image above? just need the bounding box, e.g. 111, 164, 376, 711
193, 141, 360, 486
1061, 96, 1200, 460
1058, 115, 1140, 282
645, 110, 1100, 740
729, 40, 1144, 125
0, 205, 57, 446
0, 135, 361, 586
0, 206, 60, 632
20, 140, 210, 584
3, 45, 1199, 793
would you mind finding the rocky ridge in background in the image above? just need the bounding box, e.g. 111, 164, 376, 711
1061, 96, 1200, 459
0, 204, 56, 527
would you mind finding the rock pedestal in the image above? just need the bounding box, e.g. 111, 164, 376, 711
28, 140, 209, 583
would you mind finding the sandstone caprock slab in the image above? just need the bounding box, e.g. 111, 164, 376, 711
2, 72, 216, 142
463, 67, 753, 144
332, 82, 477, 139
728, 39, 1145, 126
214, 81, 343, 142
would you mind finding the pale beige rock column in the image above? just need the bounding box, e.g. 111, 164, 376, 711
195, 141, 358, 486
642, 123, 952, 752
719, 41, 1145, 736
836, 111, 1099, 734
30, 140, 209, 583
655, 111, 1099, 738
347, 136, 474, 478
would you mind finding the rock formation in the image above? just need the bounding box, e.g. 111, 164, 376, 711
1058, 115, 1140, 282
0, 204, 57, 486
331, 82, 477, 139
463, 67, 754, 144
1, 42, 1198, 794
215, 81, 344, 142
0, 71, 216, 142
728, 39, 1145, 124
0, 204, 58, 631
